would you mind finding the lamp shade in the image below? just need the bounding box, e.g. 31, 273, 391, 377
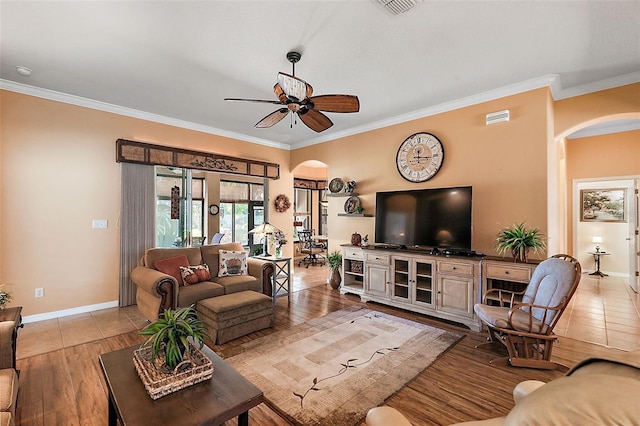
592, 236, 603, 244
250, 222, 281, 235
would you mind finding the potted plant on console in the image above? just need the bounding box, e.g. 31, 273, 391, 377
327, 251, 343, 289
496, 222, 546, 263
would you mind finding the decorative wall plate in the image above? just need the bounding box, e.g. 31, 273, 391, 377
344, 196, 361, 214
329, 178, 344, 193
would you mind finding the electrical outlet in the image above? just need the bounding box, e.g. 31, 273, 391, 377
35, 288, 44, 298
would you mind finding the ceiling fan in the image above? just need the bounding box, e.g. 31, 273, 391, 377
224, 51, 360, 133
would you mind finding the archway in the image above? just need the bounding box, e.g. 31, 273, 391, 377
291, 160, 329, 265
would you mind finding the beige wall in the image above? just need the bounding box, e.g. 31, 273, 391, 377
292, 88, 551, 257
0, 90, 292, 315
2, 82, 638, 317
566, 130, 640, 273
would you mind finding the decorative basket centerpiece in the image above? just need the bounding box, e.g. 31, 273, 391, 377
136, 306, 212, 399
133, 343, 213, 400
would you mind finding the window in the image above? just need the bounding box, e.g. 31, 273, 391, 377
220, 181, 264, 248
155, 168, 204, 247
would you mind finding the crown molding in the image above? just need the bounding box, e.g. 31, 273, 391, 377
3, 72, 638, 151
0, 79, 290, 150
290, 75, 560, 149
552, 71, 640, 100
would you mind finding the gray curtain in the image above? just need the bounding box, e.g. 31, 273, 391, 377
119, 163, 155, 306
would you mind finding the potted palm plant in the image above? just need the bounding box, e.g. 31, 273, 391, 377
327, 251, 342, 289
139, 305, 209, 372
495, 222, 546, 263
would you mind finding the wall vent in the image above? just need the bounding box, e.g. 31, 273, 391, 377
486, 110, 510, 125
376, 0, 422, 15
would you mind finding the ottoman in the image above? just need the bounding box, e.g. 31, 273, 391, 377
196, 291, 274, 344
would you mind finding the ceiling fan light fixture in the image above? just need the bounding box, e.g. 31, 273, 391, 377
225, 51, 359, 133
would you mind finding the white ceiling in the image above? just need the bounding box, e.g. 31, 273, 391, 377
1, 1, 639, 149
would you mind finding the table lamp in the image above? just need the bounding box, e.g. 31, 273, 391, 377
250, 222, 281, 256
592, 236, 602, 253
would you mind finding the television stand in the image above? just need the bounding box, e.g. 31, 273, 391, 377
342, 245, 482, 331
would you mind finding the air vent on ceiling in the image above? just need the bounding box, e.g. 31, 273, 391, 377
376, 0, 423, 15
486, 110, 510, 125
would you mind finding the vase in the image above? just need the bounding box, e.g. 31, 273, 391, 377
328, 268, 341, 289
511, 247, 530, 263
275, 247, 282, 258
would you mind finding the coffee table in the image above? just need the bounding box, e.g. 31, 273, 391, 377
99, 344, 264, 426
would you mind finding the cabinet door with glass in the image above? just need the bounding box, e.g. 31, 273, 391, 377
412, 258, 435, 307
390, 256, 411, 302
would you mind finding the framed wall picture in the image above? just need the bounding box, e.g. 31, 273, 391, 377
580, 188, 626, 222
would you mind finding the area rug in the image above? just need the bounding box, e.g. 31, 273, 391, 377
225, 307, 463, 426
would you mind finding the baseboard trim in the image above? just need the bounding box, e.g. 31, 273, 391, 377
22, 300, 119, 324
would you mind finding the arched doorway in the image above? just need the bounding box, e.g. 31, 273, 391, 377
291, 160, 329, 266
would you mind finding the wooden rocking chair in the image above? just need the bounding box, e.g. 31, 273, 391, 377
474, 254, 581, 371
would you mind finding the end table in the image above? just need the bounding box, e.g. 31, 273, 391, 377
0, 306, 23, 369
255, 256, 292, 304
588, 251, 610, 277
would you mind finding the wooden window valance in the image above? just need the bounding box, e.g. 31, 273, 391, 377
116, 139, 280, 180
294, 178, 327, 190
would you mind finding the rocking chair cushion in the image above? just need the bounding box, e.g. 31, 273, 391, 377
473, 304, 547, 334
521, 258, 576, 325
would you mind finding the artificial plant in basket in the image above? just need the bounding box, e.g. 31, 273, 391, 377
139, 305, 210, 371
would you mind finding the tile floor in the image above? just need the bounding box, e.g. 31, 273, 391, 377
15, 266, 640, 360
555, 274, 640, 351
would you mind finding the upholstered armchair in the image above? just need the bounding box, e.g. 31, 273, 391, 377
0, 319, 19, 426
474, 254, 581, 370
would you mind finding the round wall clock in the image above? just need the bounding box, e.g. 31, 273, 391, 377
396, 132, 444, 182
208, 204, 219, 216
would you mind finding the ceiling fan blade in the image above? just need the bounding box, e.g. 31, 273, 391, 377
224, 97, 283, 105
298, 109, 333, 132
255, 108, 289, 128
277, 72, 313, 100
273, 83, 288, 103
310, 95, 360, 113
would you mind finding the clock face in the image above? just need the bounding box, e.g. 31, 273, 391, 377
396, 132, 444, 182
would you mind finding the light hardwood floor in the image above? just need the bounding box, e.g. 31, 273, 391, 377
14, 265, 639, 425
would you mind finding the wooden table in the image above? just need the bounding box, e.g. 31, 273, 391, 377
99, 345, 264, 426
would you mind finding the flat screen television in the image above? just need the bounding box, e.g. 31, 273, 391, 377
375, 186, 472, 250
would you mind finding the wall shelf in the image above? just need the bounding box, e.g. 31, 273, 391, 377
327, 192, 358, 197
337, 213, 373, 217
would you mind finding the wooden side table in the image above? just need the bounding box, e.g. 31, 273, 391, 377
0, 306, 23, 369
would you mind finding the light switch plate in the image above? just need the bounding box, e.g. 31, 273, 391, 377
92, 219, 108, 229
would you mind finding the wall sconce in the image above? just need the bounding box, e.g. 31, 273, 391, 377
592, 236, 603, 253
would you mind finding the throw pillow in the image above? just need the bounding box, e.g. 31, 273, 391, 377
179, 264, 211, 285
218, 250, 248, 277
154, 255, 190, 286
